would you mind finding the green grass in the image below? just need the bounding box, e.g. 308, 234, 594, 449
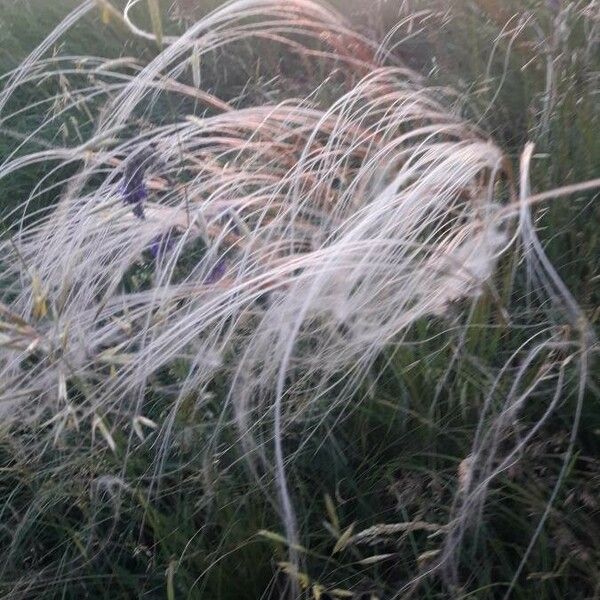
1, 1, 599, 598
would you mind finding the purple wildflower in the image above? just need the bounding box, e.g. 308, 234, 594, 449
119, 179, 148, 219
120, 146, 156, 220
204, 259, 227, 284
149, 231, 176, 258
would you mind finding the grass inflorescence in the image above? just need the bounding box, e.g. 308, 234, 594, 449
0, 1, 599, 598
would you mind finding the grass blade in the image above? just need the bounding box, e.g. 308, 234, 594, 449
147, 0, 163, 48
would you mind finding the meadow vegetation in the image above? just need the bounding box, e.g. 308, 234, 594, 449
0, 1, 598, 598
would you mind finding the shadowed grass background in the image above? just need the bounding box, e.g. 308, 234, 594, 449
0, 1, 598, 599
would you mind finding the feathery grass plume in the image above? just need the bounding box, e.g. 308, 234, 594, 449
0, 0, 597, 596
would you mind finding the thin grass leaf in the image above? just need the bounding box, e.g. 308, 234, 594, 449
166, 559, 176, 600
147, 0, 163, 48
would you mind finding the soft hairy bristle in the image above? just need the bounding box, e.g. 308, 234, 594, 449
0, 0, 595, 594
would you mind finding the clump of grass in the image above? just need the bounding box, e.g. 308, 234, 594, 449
0, 0, 599, 598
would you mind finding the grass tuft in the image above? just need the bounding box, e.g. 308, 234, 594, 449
0, 0, 598, 598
